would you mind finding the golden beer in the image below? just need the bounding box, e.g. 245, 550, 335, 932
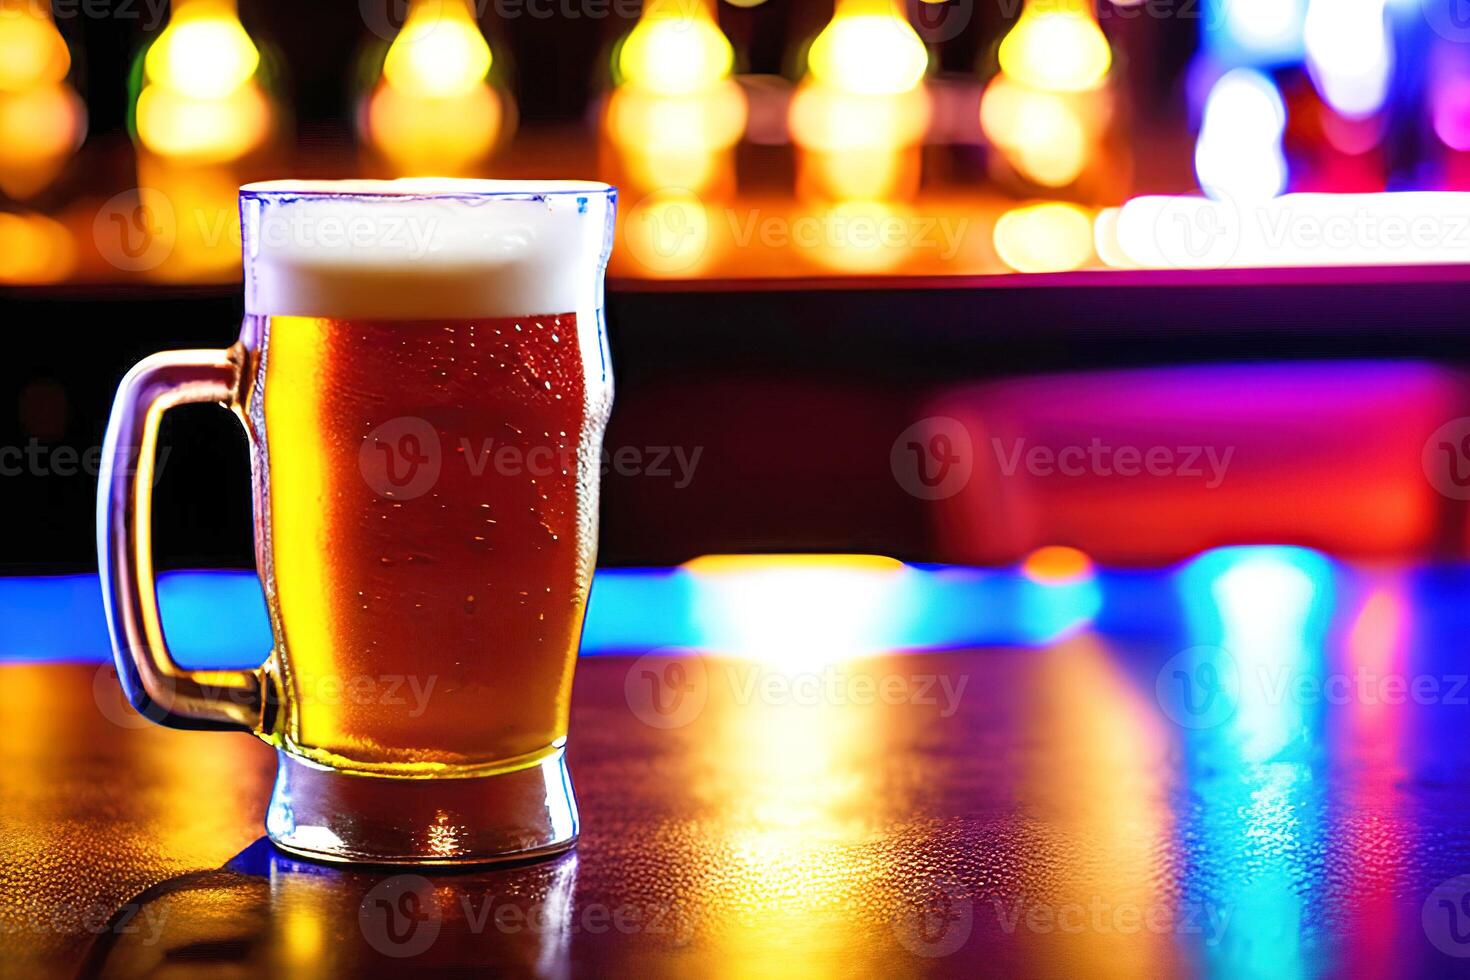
247, 311, 609, 776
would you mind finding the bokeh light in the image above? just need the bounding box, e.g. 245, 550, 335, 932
993, 202, 1095, 273
381, 0, 492, 98
144, 8, 259, 99
998, 0, 1112, 94
617, 0, 733, 96
1205, 0, 1308, 65
0, 3, 70, 92
792, 0, 932, 216
0, 1, 83, 198
980, 77, 1096, 188
1022, 546, 1096, 585
1304, 0, 1392, 120
0, 211, 76, 283
683, 554, 908, 668
135, 0, 271, 163
1196, 67, 1288, 201
806, 9, 929, 96
364, 0, 506, 176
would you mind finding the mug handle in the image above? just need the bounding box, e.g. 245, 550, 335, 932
97, 348, 268, 732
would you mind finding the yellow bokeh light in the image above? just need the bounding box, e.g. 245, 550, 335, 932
605, 78, 747, 155
0, 2, 82, 197
366, 0, 504, 175
980, 76, 1092, 187
1026, 635, 1175, 976
136, 83, 270, 163
605, 79, 746, 192
280, 903, 326, 967
997, 1, 1111, 94
800, 148, 914, 203
617, 1, 733, 96
0, 4, 70, 92
792, 1, 931, 210
144, 7, 261, 98
382, 0, 492, 99
619, 189, 718, 277
0, 84, 82, 165
0, 211, 76, 283
680, 647, 891, 977
606, 0, 740, 198
366, 82, 501, 175
806, 11, 929, 96
620, 152, 722, 200
800, 199, 916, 271
683, 554, 907, 667
133, 157, 245, 281
1092, 206, 1134, 268
136, 1, 271, 163
789, 81, 930, 153
993, 202, 1095, 273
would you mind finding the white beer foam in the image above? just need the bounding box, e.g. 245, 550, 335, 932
240, 179, 615, 319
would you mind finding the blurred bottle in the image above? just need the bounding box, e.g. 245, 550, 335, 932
605, 0, 745, 277
0, 0, 86, 200
128, 0, 283, 281
358, 0, 513, 177
791, 0, 930, 204
785, 0, 932, 272
979, 0, 1126, 204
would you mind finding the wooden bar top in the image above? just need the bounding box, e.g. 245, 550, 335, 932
4, 643, 1470, 978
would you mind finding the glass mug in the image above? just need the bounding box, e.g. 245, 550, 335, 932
98, 179, 616, 864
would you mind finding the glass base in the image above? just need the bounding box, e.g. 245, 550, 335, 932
264, 747, 579, 865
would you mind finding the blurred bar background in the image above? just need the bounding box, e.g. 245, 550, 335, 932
3, 0, 1470, 283
9, 0, 1470, 576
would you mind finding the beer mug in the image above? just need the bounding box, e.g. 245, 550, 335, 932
98, 180, 616, 864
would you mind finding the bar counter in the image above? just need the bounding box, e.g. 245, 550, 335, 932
7, 624, 1470, 977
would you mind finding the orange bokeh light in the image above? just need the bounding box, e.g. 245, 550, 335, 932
1021, 546, 1096, 585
